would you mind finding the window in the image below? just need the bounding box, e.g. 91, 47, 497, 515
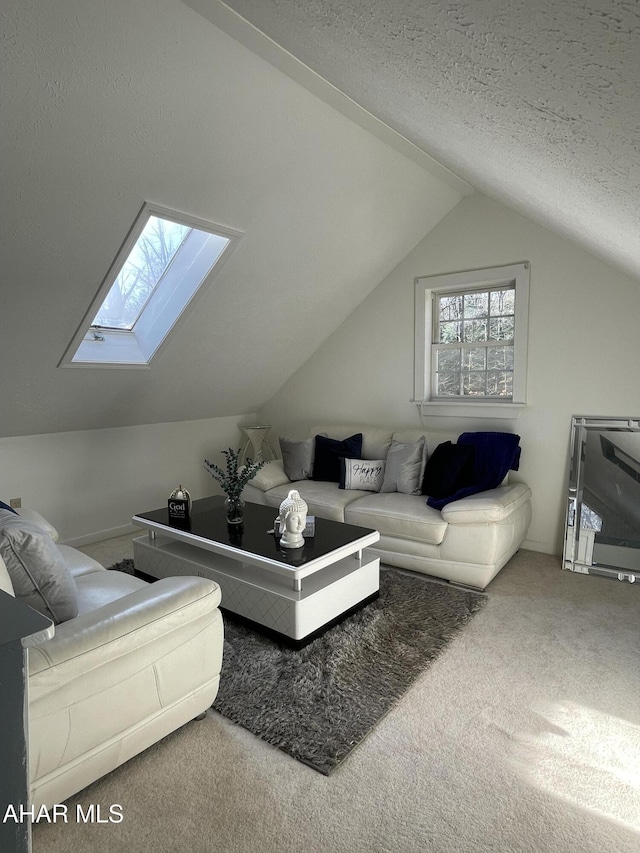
60, 203, 242, 367
414, 263, 529, 417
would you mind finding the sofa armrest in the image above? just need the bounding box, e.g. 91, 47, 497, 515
28, 576, 221, 678
16, 507, 59, 542
441, 483, 532, 524
248, 459, 290, 492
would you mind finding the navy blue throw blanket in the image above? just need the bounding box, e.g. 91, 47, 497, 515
427, 432, 521, 510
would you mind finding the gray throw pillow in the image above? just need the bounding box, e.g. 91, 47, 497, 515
0, 512, 79, 624
279, 436, 315, 481
380, 436, 426, 495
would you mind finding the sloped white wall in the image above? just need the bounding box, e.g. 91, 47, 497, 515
2, 0, 462, 438
259, 194, 640, 555
0, 415, 253, 544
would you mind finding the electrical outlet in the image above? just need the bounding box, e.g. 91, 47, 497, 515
10, 498, 21, 509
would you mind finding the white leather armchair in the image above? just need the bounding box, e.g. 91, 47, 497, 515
0, 509, 224, 810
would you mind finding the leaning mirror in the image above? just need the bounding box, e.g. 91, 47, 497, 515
564, 415, 640, 583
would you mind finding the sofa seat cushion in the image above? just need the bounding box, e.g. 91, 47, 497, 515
56, 544, 108, 580
264, 481, 369, 522
345, 494, 448, 545
74, 570, 149, 615
441, 483, 532, 523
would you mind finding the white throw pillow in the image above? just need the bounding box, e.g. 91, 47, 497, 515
0, 510, 78, 623
340, 458, 386, 491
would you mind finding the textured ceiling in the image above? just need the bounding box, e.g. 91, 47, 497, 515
216, 0, 640, 279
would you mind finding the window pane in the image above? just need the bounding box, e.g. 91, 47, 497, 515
437, 348, 461, 371
488, 316, 514, 341
462, 372, 486, 395
93, 216, 191, 330
439, 321, 462, 343
436, 372, 460, 395
439, 295, 463, 322
463, 292, 488, 318
420, 264, 527, 406
487, 346, 513, 370
487, 371, 513, 396
490, 289, 515, 316
462, 347, 486, 370
463, 319, 487, 342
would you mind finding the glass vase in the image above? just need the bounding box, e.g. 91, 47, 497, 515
224, 495, 245, 525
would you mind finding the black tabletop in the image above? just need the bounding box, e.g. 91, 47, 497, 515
134, 496, 376, 568
0, 589, 53, 646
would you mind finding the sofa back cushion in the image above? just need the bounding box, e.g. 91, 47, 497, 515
392, 428, 458, 455
309, 425, 394, 461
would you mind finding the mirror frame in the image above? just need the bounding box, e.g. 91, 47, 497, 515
563, 415, 640, 583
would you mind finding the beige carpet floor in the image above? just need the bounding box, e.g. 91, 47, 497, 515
32, 536, 640, 853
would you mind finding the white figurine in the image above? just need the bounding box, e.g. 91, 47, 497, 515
277, 489, 308, 549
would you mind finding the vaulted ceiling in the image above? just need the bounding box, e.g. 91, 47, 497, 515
199, 0, 640, 279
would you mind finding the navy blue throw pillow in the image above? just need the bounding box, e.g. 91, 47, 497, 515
421, 442, 476, 498
0, 500, 18, 515
312, 434, 363, 483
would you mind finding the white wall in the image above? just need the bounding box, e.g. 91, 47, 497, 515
259, 194, 640, 556
0, 415, 254, 545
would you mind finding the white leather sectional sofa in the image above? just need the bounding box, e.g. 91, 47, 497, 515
0, 508, 223, 810
244, 424, 532, 590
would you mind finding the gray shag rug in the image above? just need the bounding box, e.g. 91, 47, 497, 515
110, 559, 486, 775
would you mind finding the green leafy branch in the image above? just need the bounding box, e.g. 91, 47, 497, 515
203, 448, 265, 498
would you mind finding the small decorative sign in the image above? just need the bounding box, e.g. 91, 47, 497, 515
168, 498, 190, 529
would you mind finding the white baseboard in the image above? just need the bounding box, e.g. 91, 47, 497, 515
521, 537, 558, 556
60, 524, 137, 548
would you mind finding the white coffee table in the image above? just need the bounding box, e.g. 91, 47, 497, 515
132, 496, 380, 644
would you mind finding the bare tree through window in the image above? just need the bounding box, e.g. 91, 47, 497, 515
93, 217, 191, 330
434, 286, 515, 397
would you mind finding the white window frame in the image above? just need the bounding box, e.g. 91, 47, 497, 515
59, 203, 242, 368
414, 262, 529, 418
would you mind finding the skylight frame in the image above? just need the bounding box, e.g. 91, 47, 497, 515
59, 203, 242, 369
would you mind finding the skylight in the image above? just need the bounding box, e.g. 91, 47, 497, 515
93, 216, 191, 331
60, 203, 242, 367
